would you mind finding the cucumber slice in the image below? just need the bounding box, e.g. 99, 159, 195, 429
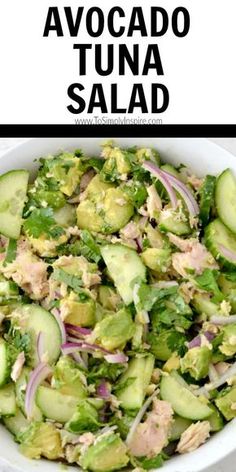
199, 175, 216, 227
170, 415, 192, 441
191, 293, 221, 317
208, 405, 224, 432
159, 211, 190, 236
0, 170, 29, 239
160, 373, 212, 420
215, 169, 236, 234
0, 384, 16, 416
15, 367, 43, 421
215, 386, 236, 421
36, 386, 78, 423
16, 305, 61, 367
0, 339, 13, 387
101, 244, 146, 305
117, 355, 154, 410
205, 218, 236, 270
4, 407, 29, 436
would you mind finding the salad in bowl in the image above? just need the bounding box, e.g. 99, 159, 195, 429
0, 141, 236, 471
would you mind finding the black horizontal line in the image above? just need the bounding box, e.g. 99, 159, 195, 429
0, 124, 235, 138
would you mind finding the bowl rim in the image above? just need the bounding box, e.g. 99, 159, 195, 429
0, 136, 235, 472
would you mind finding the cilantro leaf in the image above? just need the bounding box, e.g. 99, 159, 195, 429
80, 157, 104, 172
122, 181, 148, 208
195, 269, 224, 302
166, 331, 187, 356
87, 361, 126, 382
136, 284, 178, 312
79, 230, 101, 263
52, 268, 86, 296
151, 292, 193, 332
24, 208, 65, 239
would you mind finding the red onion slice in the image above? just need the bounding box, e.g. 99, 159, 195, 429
218, 244, 236, 262
164, 171, 199, 215
96, 380, 111, 399
65, 323, 92, 337
196, 361, 236, 394
71, 352, 88, 369
162, 170, 199, 216
25, 362, 52, 419
51, 308, 67, 344
142, 161, 178, 209
104, 352, 128, 364
61, 341, 111, 356
37, 332, 45, 362
188, 331, 215, 349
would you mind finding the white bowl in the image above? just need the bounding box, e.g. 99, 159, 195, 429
0, 137, 235, 472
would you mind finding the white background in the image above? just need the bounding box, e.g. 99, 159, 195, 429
0, 0, 236, 124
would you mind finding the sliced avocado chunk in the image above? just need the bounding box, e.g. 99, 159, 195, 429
93, 308, 135, 351
117, 355, 154, 410
101, 244, 146, 305
180, 346, 211, 380
98, 285, 121, 311
80, 433, 129, 472
218, 273, 236, 311
60, 293, 96, 327
77, 175, 134, 234
215, 386, 236, 420
19, 422, 63, 460
160, 373, 212, 420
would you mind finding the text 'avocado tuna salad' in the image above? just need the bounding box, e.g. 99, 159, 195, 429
0, 142, 236, 471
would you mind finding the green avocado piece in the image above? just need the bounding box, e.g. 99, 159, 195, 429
218, 274, 236, 311
145, 224, 168, 249
77, 199, 105, 233
19, 422, 63, 460
148, 330, 174, 361
180, 346, 211, 380
219, 324, 236, 357
141, 247, 171, 272
93, 308, 135, 351
80, 433, 129, 472
77, 175, 134, 234
215, 386, 236, 420
52, 356, 87, 399
98, 285, 121, 311
86, 174, 113, 197
60, 293, 96, 327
